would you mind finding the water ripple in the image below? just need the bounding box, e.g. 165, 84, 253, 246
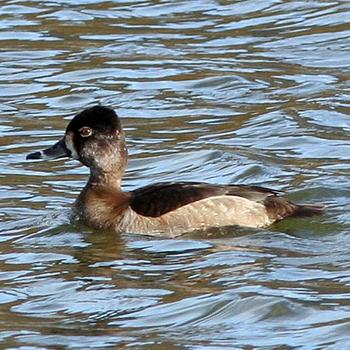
1, 0, 350, 348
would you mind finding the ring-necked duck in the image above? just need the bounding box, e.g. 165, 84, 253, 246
27, 106, 324, 236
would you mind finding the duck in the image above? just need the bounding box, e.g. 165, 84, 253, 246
26, 105, 324, 236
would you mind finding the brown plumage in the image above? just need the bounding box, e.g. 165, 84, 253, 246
26, 105, 325, 236
130, 182, 324, 220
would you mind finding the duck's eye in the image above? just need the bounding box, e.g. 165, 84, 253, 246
79, 126, 93, 138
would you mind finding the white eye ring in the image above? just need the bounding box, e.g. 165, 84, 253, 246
79, 126, 93, 138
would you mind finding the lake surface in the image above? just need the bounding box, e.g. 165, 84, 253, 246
1, 0, 350, 348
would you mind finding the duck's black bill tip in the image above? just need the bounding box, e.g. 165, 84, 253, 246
26, 151, 43, 160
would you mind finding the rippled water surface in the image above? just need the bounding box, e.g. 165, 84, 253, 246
1, 0, 350, 348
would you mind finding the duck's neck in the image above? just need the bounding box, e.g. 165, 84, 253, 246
88, 168, 124, 191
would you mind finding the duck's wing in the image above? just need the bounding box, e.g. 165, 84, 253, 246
130, 182, 280, 217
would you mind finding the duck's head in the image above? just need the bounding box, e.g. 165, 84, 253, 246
27, 106, 128, 176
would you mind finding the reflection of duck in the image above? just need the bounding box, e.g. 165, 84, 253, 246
27, 106, 324, 236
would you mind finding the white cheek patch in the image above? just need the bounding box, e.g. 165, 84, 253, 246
65, 133, 79, 160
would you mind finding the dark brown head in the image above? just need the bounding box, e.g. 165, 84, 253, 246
27, 106, 128, 177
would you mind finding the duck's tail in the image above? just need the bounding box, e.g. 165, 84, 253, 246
264, 196, 325, 222
292, 203, 326, 217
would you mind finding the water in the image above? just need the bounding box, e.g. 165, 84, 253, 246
1, 0, 350, 348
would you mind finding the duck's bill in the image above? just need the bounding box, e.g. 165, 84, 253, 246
26, 138, 71, 160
